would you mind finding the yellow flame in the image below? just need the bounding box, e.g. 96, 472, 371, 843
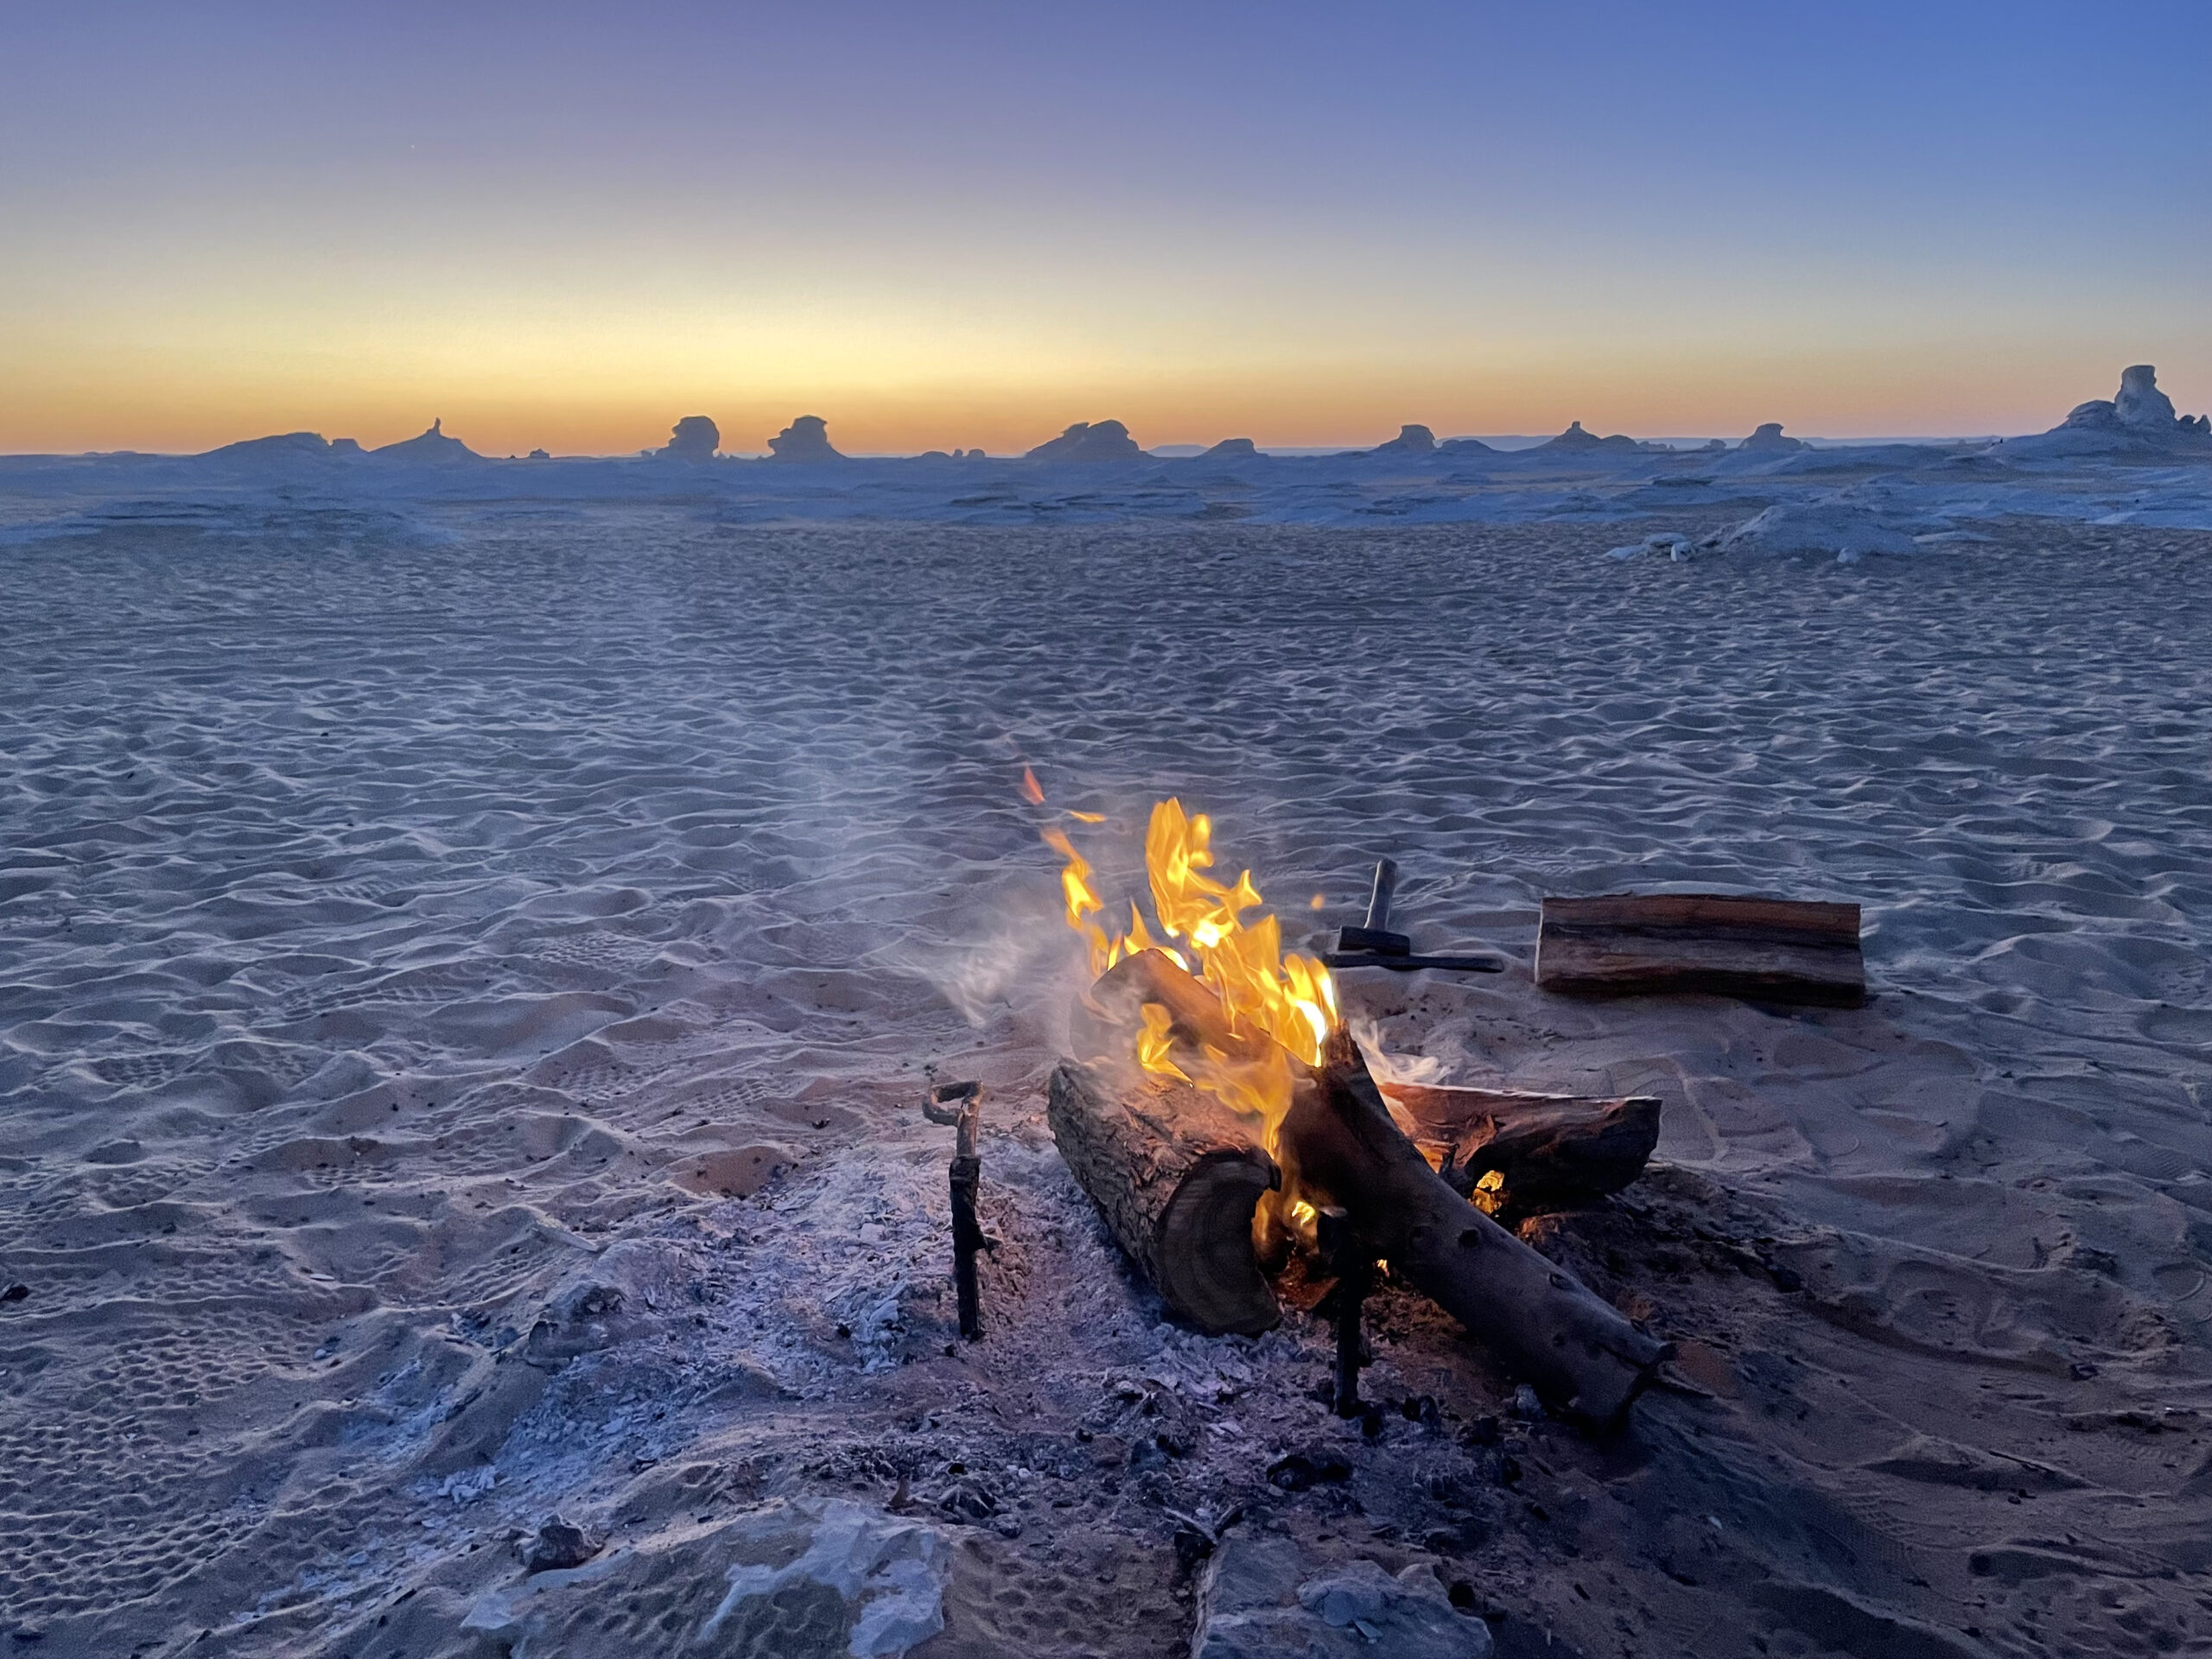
1045, 798, 1337, 1096
1135, 1003, 1188, 1080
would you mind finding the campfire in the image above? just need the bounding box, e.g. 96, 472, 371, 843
1038, 800, 1669, 1428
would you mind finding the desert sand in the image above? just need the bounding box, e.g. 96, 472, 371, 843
2, 511, 2209, 1657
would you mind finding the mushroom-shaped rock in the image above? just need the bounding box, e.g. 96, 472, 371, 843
1026, 420, 1144, 461
664, 416, 720, 461
766, 415, 844, 462
1739, 422, 1805, 453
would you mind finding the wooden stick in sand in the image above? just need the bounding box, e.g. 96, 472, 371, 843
1314, 1205, 1371, 1418
924, 1080, 989, 1341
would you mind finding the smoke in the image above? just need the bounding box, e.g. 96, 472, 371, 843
1344, 1012, 1446, 1085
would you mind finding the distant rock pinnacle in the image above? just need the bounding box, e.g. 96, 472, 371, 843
664, 416, 720, 461
766, 416, 843, 462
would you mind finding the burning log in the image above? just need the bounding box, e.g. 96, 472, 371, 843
1046, 1061, 1281, 1337
1535, 893, 1865, 1007
1286, 1032, 1668, 1423
1379, 1084, 1662, 1221
1058, 949, 1669, 1426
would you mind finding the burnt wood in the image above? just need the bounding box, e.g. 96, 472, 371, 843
1284, 1032, 1669, 1426
1535, 893, 1865, 1006
1046, 1059, 1281, 1336
925, 1081, 989, 1340
1379, 1084, 1662, 1220
1071, 948, 1277, 1071
1066, 950, 1667, 1425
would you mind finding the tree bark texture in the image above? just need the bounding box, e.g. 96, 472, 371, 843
1535, 893, 1864, 1007
1046, 1058, 1281, 1337
1285, 1033, 1670, 1426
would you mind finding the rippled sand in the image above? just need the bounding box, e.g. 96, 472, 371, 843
3, 512, 2209, 1656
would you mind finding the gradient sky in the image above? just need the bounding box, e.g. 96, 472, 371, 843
4, 1, 2208, 455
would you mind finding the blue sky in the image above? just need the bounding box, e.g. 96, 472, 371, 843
4, 1, 2207, 452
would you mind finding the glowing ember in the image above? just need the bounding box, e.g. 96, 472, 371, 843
1045, 799, 1337, 1129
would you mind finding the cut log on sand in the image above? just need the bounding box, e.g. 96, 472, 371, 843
1380, 1084, 1662, 1221
1288, 1030, 1669, 1426
1535, 893, 1865, 1006
1054, 950, 1669, 1425
1046, 1061, 1281, 1338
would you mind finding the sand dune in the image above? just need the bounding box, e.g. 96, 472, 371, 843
2, 512, 2209, 1656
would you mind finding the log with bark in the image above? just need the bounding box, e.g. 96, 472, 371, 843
1378, 1084, 1662, 1222
1052, 949, 1669, 1426
1046, 1060, 1281, 1337
1535, 893, 1865, 1007
1286, 1030, 1668, 1426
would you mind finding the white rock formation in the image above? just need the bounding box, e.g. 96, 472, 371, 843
1708, 503, 1918, 561
766, 415, 844, 462
1026, 420, 1144, 461
1192, 1533, 1491, 1659
663, 416, 720, 461
372, 418, 482, 464
1365, 423, 1437, 457
1740, 422, 1806, 453
2005, 365, 2209, 458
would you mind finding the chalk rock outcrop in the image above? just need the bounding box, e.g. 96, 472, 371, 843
766, 415, 843, 462
202, 431, 341, 463
664, 416, 720, 461
1027, 420, 1144, 461
1366, 423, 1436, 457
1709, 503, 1917, 562
1192, 1532, 1491, 1659
1199, 437, 1261, 460
1539, 420, 1645, 455
2005, 365, 2209, 459
1739, 422, 1806, 453
372, 418, 482, 465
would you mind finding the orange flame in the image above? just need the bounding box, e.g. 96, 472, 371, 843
1046, 799, 1336, 1094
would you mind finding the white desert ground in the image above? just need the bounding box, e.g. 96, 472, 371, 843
3, 391, 2211, 1659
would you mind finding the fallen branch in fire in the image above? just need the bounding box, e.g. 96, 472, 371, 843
1050, 949, 1671, 1429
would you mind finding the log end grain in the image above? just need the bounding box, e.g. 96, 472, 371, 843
1047, 1059, 1281, 1337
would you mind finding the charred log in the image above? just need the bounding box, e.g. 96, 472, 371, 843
1380, 1084, 1662, 1221
1284, 1033, 1670, 1427
1046, 1059, 1281, 1337
1059, 949, 1668, 1426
